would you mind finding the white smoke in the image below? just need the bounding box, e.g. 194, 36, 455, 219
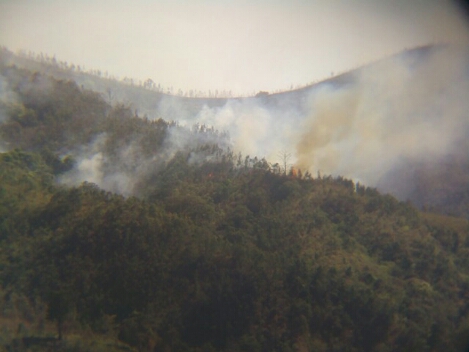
148, 44, 469, 201
28, 43, 469, 204
295, 44, 469, 190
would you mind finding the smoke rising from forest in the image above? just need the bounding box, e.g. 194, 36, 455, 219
57, 125, 229, 196
1, 43, 469, 204
157, 44, 469, 201
194, 100, 299, 161
296, 45, 469, 189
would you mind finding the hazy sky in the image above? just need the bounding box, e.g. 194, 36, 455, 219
1, 0, 468, 94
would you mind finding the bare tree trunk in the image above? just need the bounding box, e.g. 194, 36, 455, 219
278, 151, 292, 176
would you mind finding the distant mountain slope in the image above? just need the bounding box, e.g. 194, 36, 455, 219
0, 44, 437, 119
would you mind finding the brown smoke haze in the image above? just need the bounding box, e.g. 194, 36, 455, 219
294, 44, 469, 193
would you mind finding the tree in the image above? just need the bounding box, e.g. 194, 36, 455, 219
278, 150, 292, 176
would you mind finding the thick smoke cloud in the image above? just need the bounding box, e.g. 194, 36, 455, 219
155, 44, 469, 202
196, 100, 289, 160
296, 45, 469, 189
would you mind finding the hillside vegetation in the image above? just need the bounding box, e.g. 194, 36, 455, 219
1, 56, 469, 351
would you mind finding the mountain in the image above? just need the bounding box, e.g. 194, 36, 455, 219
2, 44, 469, 217
1, 46, 469, 351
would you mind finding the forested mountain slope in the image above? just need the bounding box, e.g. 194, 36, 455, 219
1, 52, 469, 351
3, 44, 469, 219
1, 148, 469, 351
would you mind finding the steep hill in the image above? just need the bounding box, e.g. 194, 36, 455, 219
0, 49, 469, 351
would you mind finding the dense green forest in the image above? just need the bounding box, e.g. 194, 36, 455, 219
1, 57, 469, 351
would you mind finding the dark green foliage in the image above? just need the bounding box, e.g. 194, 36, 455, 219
2, 153, 468, 351
0, 68, 108, 151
